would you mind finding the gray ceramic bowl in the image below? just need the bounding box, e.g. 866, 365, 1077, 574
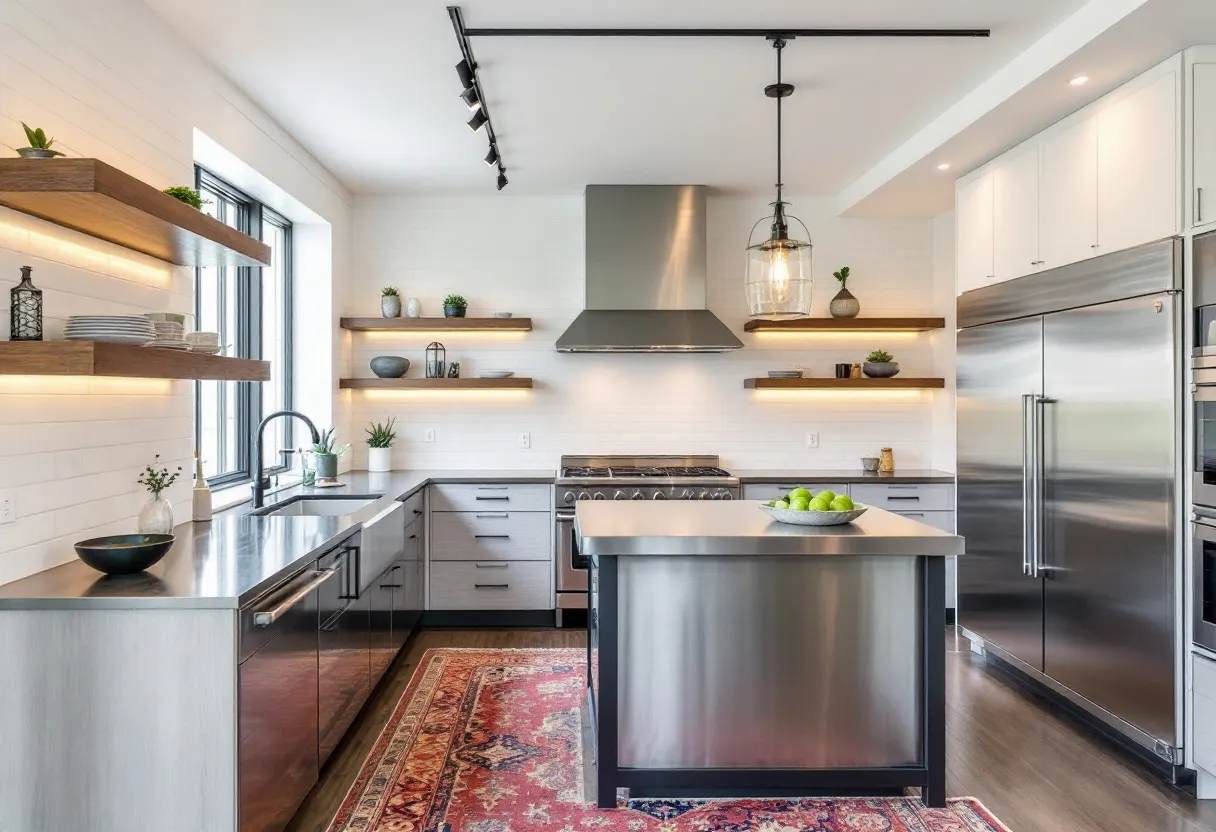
75, 534, 175, 575
370, 356, 409, 378
861, 456, 881, 472
863, 361, 900, 378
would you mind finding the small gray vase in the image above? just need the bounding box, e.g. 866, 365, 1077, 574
381, 295, 402, 318
830, 287, 860, 318
315, 454, 338, 480
17, 148, 57, 158
863, 361, 900, 378
370, 356, 409, 378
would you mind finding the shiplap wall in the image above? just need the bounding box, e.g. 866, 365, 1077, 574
0, 0, 352, 586
349, 194, 956, 471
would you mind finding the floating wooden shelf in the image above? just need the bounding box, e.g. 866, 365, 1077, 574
339, 377, 533, 390
340, 317, 532, 332
0, 341, 270, 381
745, 377, 946, 389
0, 158, 271, 267
744, 317, 946, 333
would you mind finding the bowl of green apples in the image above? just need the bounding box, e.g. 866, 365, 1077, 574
759, 487, 869, 526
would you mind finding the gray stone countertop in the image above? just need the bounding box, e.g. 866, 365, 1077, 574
734, 469, 955, 484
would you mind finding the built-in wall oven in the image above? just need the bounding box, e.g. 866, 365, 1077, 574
1196, 231, 1216, 508
1194, 509, 1216, 652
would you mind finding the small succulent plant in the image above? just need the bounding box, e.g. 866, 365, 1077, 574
366, 418, 397, 449
381, 286, 400, 297
162, 186, 206, 209
20, 123, 63, 155
866, 349, 894, 363
443, 294, 468, 308
833, 266, 851, 287
312, 428, 350, 458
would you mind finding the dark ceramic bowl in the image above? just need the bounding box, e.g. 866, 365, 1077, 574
74, 534, 175, 575
370, 356, 409, 378
862, 361, 900, 379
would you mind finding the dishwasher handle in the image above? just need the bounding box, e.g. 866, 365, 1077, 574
253, 568, 338, 627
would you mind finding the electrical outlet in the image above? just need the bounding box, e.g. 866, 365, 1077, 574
425, 429, 436, 443
518, 432, 531, 449
0, 490, 16, 525
806, 432, 820, 449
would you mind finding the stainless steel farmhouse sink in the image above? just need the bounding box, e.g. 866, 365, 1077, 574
251, 495, 381, 517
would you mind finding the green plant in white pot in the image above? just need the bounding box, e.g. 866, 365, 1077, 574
312, 428, 349, 481
366, 418, 397, 473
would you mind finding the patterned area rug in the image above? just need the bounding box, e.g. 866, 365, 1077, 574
327, 648, 1010, 832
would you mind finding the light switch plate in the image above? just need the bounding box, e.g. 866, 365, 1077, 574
0, 490, 16, 525
806, 432, 820, 449
518, 432, 531, 449
425, 429, 436, 443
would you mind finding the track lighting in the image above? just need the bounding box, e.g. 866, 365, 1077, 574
467, 109, 488, 132
484, 145, 499, 167
460, 86, 481, 111
456, 58, 474, 88
496, 168, 508, 191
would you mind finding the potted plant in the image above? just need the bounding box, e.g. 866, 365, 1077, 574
443, 294, 468, 318
830, 266, 860, 318
366, 418, 397, 473
312, 428, 349, 481
163, 186, 206, 209
136, 454, 182, 534
381, 286, 402, 318
862, 349, 900, 378
17, 123, 64, 158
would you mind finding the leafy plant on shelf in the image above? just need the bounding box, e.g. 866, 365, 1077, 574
443, 294, 468, 309
313, 428, 350, 459
833, 266, 851, 287
366, 418, 397, 448
381, 286, 400, 297
20, 123, 63, 155
866, 349, 894, 363
138, 454, 182, 497
162, 186, 207, 210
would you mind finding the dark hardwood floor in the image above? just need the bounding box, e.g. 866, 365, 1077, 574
286, 627, 1216, 832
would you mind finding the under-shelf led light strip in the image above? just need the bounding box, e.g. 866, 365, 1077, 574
449, 6, 507, 191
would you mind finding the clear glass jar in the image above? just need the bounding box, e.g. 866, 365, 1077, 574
138, 494, 174, 535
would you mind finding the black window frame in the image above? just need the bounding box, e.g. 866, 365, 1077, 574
193, 166, 294, 489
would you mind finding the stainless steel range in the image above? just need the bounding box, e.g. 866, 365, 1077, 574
554, 455, 739, 623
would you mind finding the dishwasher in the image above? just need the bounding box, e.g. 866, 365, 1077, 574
318, 531, 371, 765
238, 558, 338, 832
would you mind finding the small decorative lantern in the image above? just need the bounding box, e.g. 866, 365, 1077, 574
9, 266, 43, 341
425, 341, 446, 379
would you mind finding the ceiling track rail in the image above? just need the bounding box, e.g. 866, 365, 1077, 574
448, 6, 507, 189
461, 28, 991, 38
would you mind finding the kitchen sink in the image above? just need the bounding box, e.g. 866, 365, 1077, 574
252, 495, 381, 517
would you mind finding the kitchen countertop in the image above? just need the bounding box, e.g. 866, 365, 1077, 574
0, 469, 554, 611
734, 469, 955, 484
575, 500, 964, 558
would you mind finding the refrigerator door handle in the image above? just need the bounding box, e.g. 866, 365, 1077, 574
1032, 395, 1054, 578
1021, 394, 1035, 577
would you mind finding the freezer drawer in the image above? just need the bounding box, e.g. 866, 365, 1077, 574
429, 560, 552, 610
430, 511, 552, 561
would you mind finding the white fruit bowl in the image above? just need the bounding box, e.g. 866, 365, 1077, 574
759, 503, 870, 526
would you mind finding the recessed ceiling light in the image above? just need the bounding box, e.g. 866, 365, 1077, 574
1070, 75, 1090, 86
936, 163, 951, 171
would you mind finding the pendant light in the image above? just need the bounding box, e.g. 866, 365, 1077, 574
746, 38, 812, 320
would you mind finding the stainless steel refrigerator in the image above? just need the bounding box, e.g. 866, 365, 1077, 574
957, 239, 1184, 767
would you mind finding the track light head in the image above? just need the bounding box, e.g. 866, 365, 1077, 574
456, 58, 474, 88
460, 86, 481, 112
496, 169, 508, 191
484, 145, 499, 167
467, 109, 488, 132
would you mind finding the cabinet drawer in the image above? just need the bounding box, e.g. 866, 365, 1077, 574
429, 560, 552, 610
430, 511, 552, 561
892, 510, 955, 533
1196, 655, 1216, 773
742, 483, 850, 501
851, 483, 954, 511
400, 489, 425, 524
430, 482, 550, 512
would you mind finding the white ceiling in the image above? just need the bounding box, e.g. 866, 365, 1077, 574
142, 0, 1090, 200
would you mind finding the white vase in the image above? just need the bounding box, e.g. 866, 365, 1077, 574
368, 447, 393, 472
406, 297, 422, 318
381, 295, 401, 318
138, 494, 174, 535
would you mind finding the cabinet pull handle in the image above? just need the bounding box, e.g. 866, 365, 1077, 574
901, 512, 926, 518
409, 534, 417, 539
475, 583, 510, 590
887, 496, 921, 501
476, 496, 510, 502
413, 509, 423, 515
477, 486, 509, 491
475, 562, 508, 569
475, 513, 510, 518
253, 569, 338, 627
1091, 244, 1101, 249
475, 534, 510, 539
1200, 187, 1206, 224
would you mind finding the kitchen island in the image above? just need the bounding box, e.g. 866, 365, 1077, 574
576, 500, 963, 808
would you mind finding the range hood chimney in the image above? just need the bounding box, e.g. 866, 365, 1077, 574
555, 185, 742, 353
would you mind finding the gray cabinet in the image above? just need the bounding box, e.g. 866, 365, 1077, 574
392, 523, 423, 649
369, 567, 395, 686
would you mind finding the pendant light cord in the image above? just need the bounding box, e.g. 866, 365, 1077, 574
774, 38, 784, 207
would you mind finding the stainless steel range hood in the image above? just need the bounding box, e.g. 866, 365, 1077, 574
556, 185, 742, 353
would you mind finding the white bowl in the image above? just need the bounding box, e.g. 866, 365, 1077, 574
759, 502, 869, 526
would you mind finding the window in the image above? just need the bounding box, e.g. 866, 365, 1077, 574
195, 168, 293, 487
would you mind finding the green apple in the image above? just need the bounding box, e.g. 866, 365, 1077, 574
816, 490, 836, 503
774, 499, 790, 510
788, 487, 812, 502
809, 497, 832, 512
830, 496, 855, 511
790, 496, 811, 511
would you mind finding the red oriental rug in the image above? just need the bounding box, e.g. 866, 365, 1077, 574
327, 648, 1011, 832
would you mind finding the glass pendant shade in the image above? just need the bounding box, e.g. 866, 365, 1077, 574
746, 230, 813, 320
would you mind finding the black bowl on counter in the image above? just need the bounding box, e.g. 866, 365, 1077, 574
74, 534, 175, 575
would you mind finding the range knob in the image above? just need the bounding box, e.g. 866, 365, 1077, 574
681, 489, 696, 500
697, 491, 711, 500
563, 491, 576, 504
613, 490, 627, 501
631, 491, 645, 500
718, 490, 734, 501
592, 492, 607, 500
652, 491, 667, 500
576, 492, 591, 501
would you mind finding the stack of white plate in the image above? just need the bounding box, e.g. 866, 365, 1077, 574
145, 318, 189, 351
64, 316, 155, 345
767, 370, 804, 379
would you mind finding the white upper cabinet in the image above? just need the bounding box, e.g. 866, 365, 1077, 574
1096, 68, 1179, 254
955, 171, 994, 294
1192, 61, 1216, 229
992, 142, 1041, 284
1039, 116, 1098, 271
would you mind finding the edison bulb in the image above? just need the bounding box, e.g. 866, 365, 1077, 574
769, 247, 790, 291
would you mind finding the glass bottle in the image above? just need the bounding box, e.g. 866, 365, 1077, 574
9, 266, 42, 341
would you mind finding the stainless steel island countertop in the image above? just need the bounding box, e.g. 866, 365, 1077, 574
575, 500, 963, 557
0, 469, 555, 610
